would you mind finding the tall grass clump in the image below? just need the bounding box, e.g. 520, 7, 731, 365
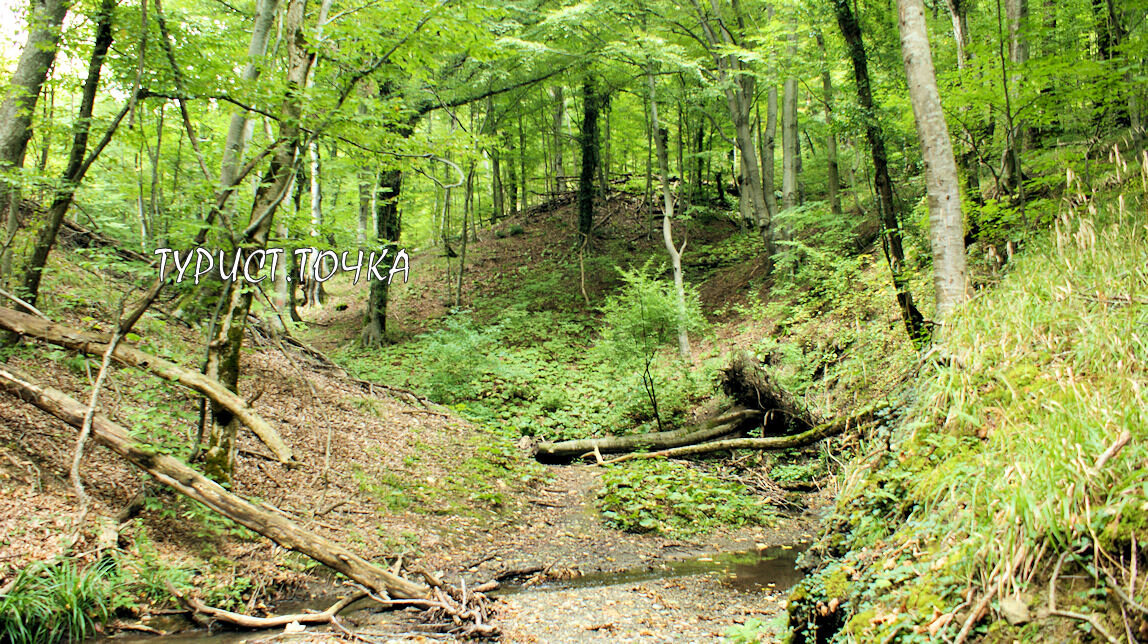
0, 558, 115, 644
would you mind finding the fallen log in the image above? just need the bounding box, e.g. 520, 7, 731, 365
0, 364, 427, 600
0, 307, 295, 465
534, 407, 762, 463
60, 219, 154, 265
602, 407, 878, 463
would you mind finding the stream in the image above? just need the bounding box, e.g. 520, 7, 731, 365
109, 545, 806, 642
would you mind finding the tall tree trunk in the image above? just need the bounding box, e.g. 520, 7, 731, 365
552, 86, 565, 192
648, 69, 691, 360
0, 0, 69, 283
833, 0, 929, 346
202, 0, 311, 483
577, 76, 601, 242
763, 85, 778, 219
898, 0, 968, 320
20, 0, 117, 307
999, 0, 1028, 193
944, 0, 983, 204
506, 132, 518, 214
455, 162, 473, 307
218, 0, 282, 194
781, 31, 800, 218
945, 0, 971, 67
690, 0, 772, 260
816, 31, 842, 215
517, 112, 526, 210
491, 147, 503, 223
361, 168, 402, 347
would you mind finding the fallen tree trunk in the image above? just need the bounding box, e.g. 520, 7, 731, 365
0, 307, 294, 465
0, 364, 428, 599
534, 407, 762, 463
603, 407, 877, 464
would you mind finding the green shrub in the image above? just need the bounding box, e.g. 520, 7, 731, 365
417, 314, 500, 403
598, 260, 705, 361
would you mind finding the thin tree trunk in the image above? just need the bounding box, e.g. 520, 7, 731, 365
781, 30, 800, 217
20, 0, 117, 307
648, 70, 691, 360
455, 162, 474, 307
552, 86, 565, 192
763, 85, 778, 219
691, 0, 772, 259
517, 112, 526, 210
816, 31, 842, 215
0, 0, 69, 283
833, 0, 929, 346
361, 168, 402, 346
491, 147, 503, 223
899, 0, 968, 321
218, 0, 282, 196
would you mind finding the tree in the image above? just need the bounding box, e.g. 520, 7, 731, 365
20, 0, 120, 307
647, 66, 691, 359
577, 75, 602, 242
832, 0, 928, 346
897, 0, 968, 320
201, 0, 313, 483
689, 0, 773, 260
0, 0, 70, 282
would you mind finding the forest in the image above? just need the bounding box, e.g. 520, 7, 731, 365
0, 0, 1145, 640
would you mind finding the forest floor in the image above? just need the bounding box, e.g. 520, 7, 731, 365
1, 190, 856, 642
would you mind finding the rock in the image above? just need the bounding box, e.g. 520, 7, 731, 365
1000, 597, 1031, 625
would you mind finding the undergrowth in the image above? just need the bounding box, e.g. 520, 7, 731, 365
597, 460, 773, 535
789, 154, 1148, 642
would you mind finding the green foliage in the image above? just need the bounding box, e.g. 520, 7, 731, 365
724, 617, 781, 643
597, 460, 772, 535
793, 171, 1148, 640
404, 313, 502, 404
0, 558, 115, 644
598, 261, 705, 367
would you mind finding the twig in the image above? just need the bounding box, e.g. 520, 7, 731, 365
0, 288, 48, 320
953, 546, 1026, 644
71, 301, 127, 531
1091, 429, 1133, 474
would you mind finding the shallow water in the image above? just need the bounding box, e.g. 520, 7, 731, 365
496, 544, 807, 595
105, 545, 806, 641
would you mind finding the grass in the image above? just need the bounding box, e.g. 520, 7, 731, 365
789, 154, 1148, 641
0, 559, 114, 644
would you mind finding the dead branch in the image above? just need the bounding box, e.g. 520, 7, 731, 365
167, 581, 365, 628
70, 323, 124, 529
0, 307, 296, 465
